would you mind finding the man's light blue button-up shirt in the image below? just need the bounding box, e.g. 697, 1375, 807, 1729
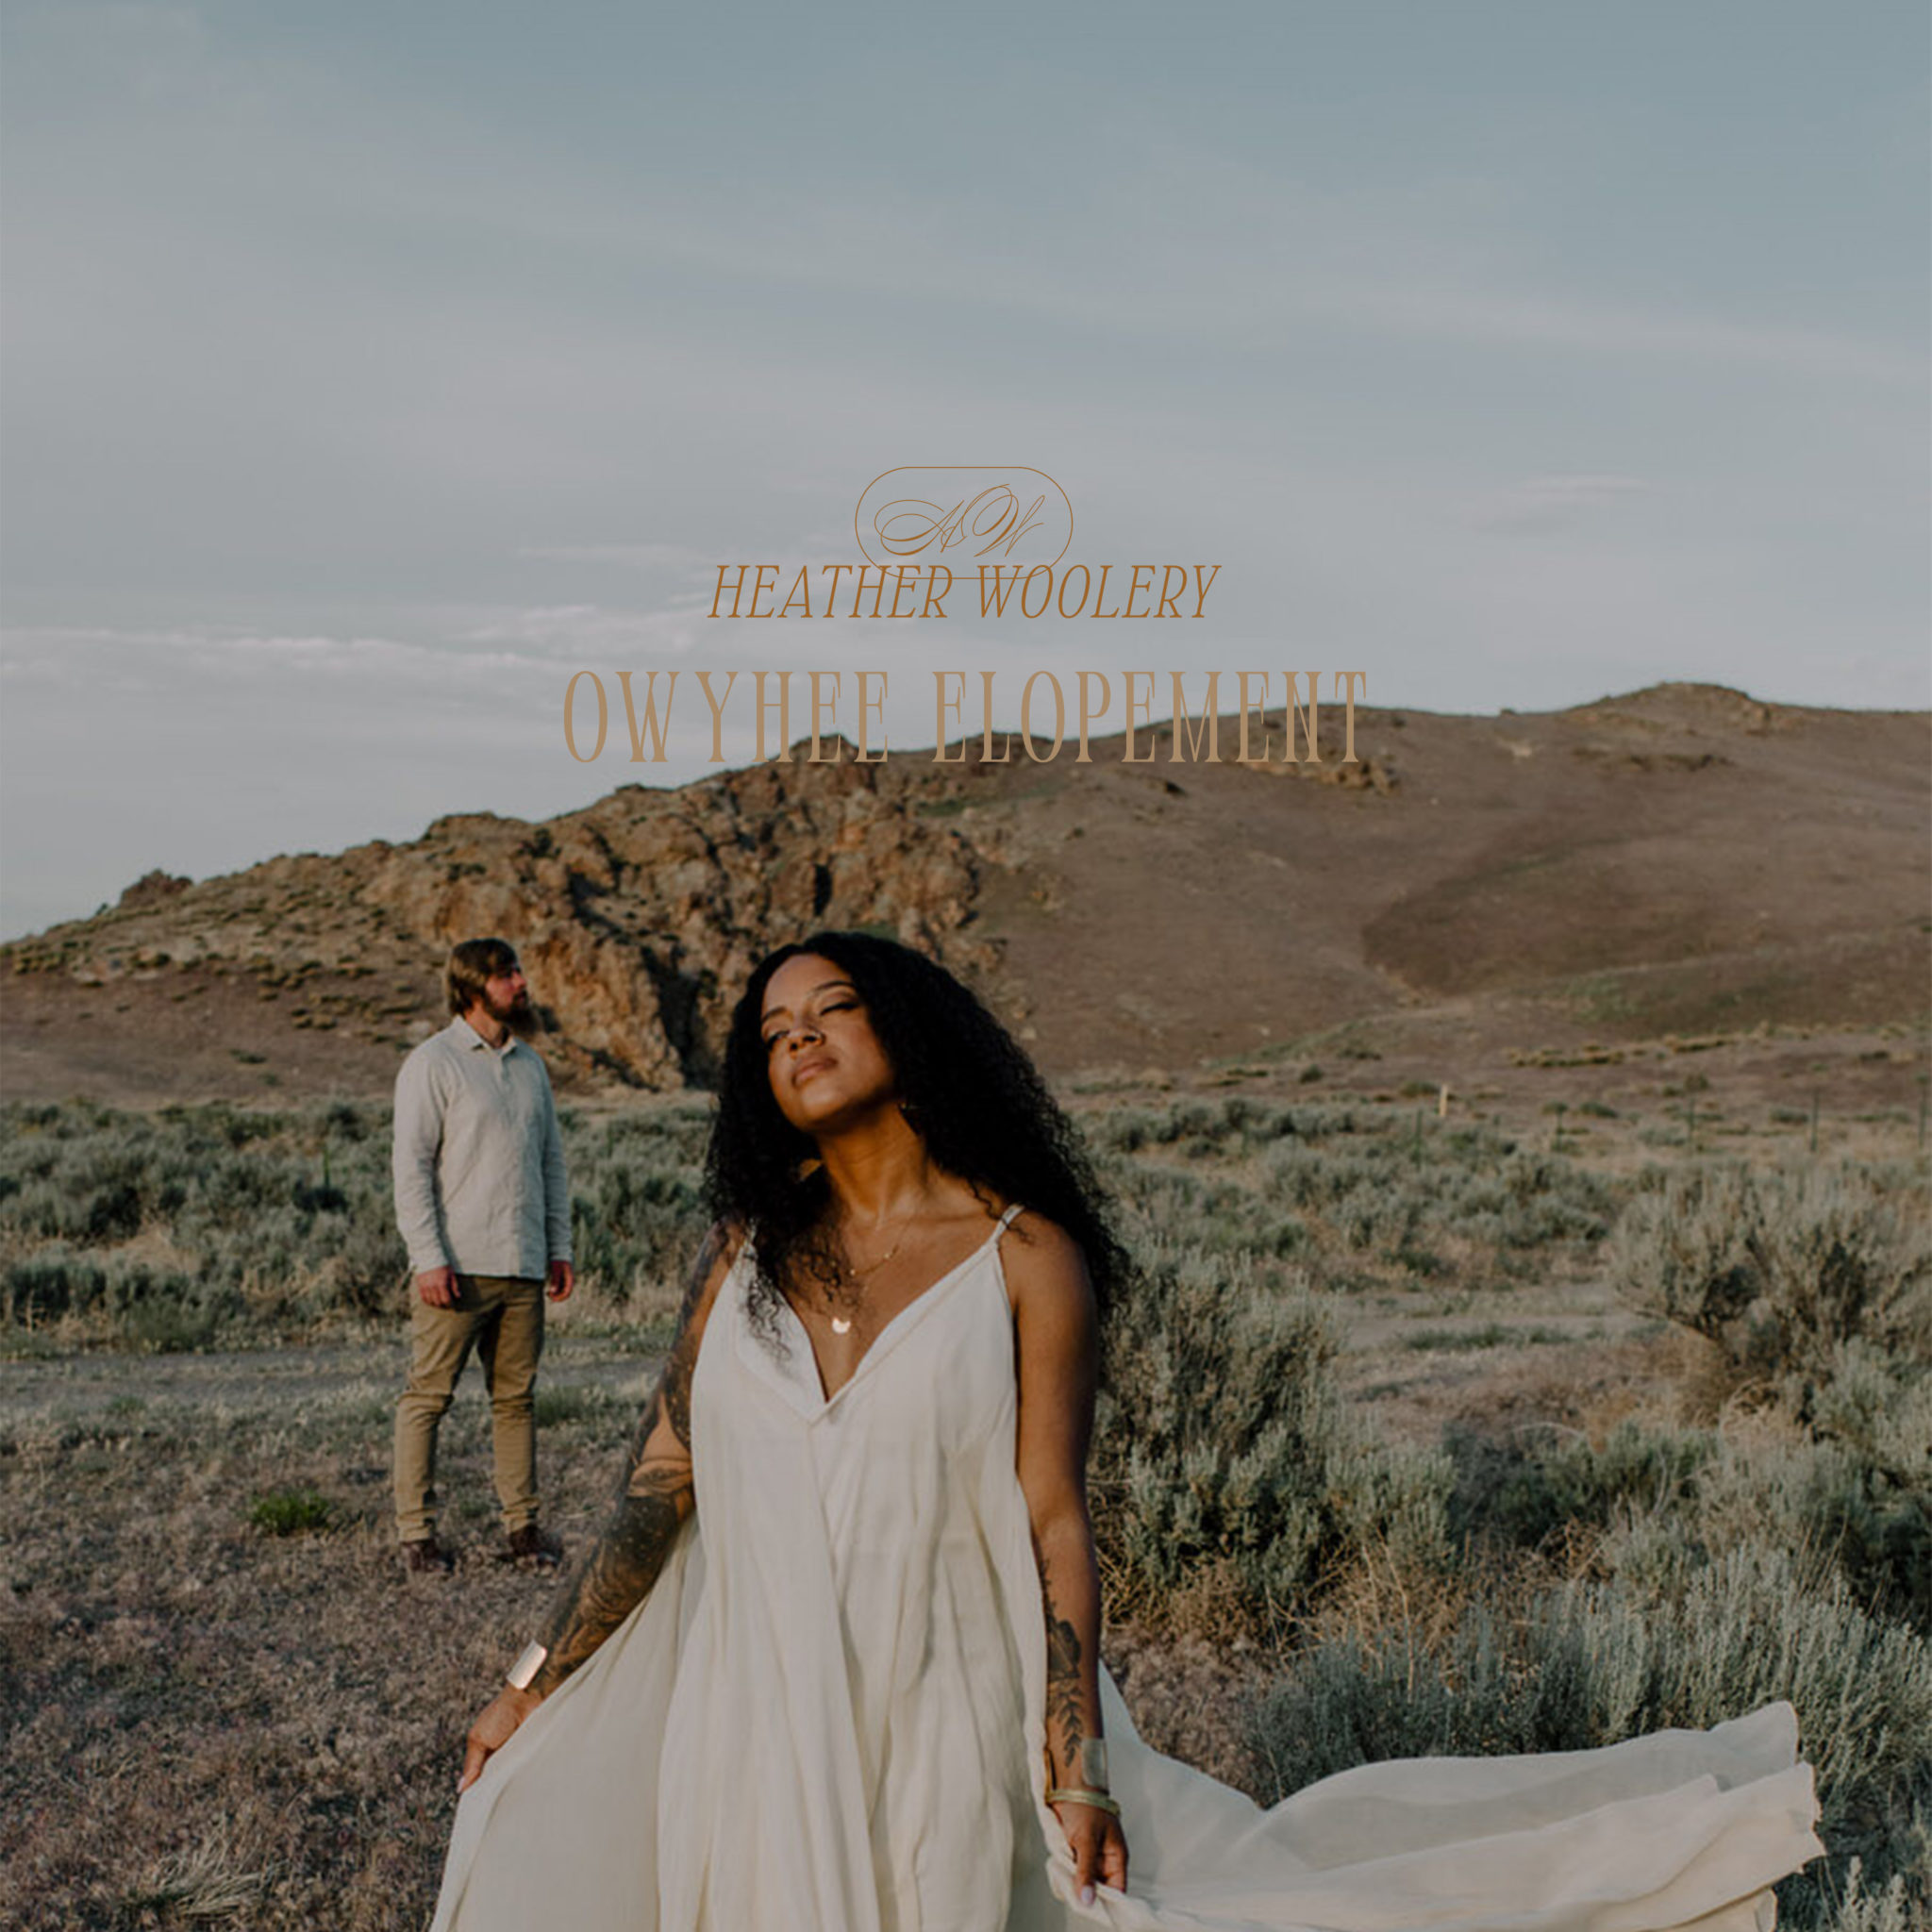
391, 1016, 573, 1279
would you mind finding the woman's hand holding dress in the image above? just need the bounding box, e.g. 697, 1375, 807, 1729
1051, 1799, 1130, 1906
453, 1224, 738, 1791
458, 1686, 542, 1793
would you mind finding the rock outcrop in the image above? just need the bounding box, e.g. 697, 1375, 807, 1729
4, 743, 1007, 1091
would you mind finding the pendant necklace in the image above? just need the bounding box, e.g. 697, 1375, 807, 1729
829, 1206, 917, 1332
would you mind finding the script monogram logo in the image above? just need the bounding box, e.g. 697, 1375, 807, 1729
853, 467, 1074, 571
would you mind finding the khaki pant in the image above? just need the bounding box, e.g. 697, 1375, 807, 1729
393, 1273, 544, 1543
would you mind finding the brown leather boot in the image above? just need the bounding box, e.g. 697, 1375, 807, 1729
402, 1535, 454, 1575
506, 1524, 562, 1570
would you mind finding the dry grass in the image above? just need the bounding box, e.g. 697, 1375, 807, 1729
0, 1356, 648, 1929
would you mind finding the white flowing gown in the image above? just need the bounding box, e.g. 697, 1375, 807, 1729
430, 1208, 1824, 1932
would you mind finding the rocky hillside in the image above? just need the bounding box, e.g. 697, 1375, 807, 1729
3, 685, 1926, 1104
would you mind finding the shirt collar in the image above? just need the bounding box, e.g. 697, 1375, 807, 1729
451, 1014, 519, 1057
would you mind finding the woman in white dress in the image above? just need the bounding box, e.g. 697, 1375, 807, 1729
431, 933, 1824, 1932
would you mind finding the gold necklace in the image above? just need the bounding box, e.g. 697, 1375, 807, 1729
829, 1207, 919, 1331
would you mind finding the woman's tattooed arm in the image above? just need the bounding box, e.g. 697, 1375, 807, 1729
525, 1223, 736, 1695
1007, 1210, 1109, 1787
1040, 1565, 1092, 1783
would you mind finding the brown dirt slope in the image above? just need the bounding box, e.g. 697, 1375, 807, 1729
2, 683, 1925, 1102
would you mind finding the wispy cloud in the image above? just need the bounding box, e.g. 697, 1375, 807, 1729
0, 625, 593, 693
515, 541, 709, 571
1471, 474, 1653, 534
455, 606, 708, 656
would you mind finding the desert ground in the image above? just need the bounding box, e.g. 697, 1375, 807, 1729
2, 1054, 1926, 1931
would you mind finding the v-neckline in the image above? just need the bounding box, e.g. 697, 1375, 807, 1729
774, 1210, 1017, 1414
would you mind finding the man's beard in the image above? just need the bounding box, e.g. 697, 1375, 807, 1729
485, 991, 540, 1040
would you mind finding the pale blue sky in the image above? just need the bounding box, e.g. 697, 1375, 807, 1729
2, 2, 1925, 939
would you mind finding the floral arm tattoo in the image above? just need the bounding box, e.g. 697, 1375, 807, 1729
525, 1225, 726, 1695
1031, 1505, 1106, 1790
1041, 1568, 1089, 1783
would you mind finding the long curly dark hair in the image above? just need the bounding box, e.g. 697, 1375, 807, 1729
705, 931, 1128, 1344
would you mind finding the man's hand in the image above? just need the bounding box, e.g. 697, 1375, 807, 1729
458, 1684, 542, 1793
546, 1259, 575, 1303
1051, 1798, 1128, 1907
416, 1265, 458, 1308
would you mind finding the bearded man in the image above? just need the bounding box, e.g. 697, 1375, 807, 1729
391, 938, 575, 1575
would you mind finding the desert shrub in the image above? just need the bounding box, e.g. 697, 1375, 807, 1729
1324, 1435, 1457, 1580
302, 1184, 410, 1320
1338, 1185, 1421, 1253
1090, 1108, 1160, 1155
569, 1099, 713, 1172
1092, 1239, 1451, 1635
248, 1487, 333, 1535
0, 1103, 360, 1264
1810, 1864, 1925, 1932
105, 1257, 240, 1352
1722, 1343, 1929, 1623
1256, 1134, 1611, 1257
1248, 1547, 1932, 1927
1491, 1150, 1616, 1247
1751, 1169, 1932, 1388
2, 1244, 109, 1323
1089, 1097, 1221, 1157
0, 1091, 1621, 1345
566, 1111, 711, 1321
1608, 1163, 1930, 1407
7, 1160, 144, 1241
0, 1097, 713, 1345
1248, 1606, 1538, 1776
1450, 1418, 1715, 1554
1089, 1096, 1374, 1160
1678, 1426, 1930, 1627
1811, 1339, 1932, 1486
1107, 1161, 1308, 1258
1455, 1399, 1929, 1627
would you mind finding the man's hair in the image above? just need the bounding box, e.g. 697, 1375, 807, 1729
446, 938, 520, 1017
